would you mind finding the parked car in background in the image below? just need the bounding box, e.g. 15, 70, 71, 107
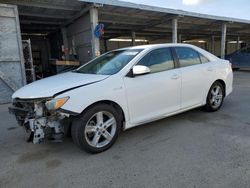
225, 46, 250, 69
9, 44, 233, 153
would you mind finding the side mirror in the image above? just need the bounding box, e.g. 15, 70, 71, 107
132, 65, 150, 76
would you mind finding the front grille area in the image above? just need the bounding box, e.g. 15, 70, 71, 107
9, 99, 33, 126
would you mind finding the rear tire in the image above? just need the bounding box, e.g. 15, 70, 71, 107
232, 68, 240, 71
204, 81, 224, 112
71, 104, 121, 153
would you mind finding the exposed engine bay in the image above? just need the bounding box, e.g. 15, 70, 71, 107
9, 98, 72, 143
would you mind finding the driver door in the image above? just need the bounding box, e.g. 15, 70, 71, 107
123, 47, 181, 125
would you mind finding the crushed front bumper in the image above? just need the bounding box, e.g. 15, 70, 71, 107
9, 99, 71, 143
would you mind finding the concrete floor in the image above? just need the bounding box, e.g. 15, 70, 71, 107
0, 71, 250, 188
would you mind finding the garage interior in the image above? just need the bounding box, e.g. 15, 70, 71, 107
2, 0, 250, 83
3, 0, 91, 82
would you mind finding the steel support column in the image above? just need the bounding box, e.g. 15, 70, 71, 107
61, 27, 69, 60
221, 23, 227, 59
131, 31, 136, 46
90, 7, 100, 58
104, 39, 108, 52
172, 18, 178, 43
178, 34, 182, 43
237, 36, 240, 50
211, 35, 215, 54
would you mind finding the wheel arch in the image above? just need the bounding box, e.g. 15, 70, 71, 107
79, 100, 126, 128
214, 79, 226, 96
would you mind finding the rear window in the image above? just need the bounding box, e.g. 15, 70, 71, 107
199, 53, 210, 63
175, 47, 201, 67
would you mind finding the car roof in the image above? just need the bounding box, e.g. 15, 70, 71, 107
117, 43, 200, 51
114, 43, 219, 61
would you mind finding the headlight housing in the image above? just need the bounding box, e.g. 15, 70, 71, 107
45, 97, 69, 111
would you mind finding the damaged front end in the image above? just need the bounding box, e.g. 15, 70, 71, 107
9, 97, 73, 143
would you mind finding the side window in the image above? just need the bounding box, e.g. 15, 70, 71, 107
199, 53, 210, 63
137, 48, 174, 73
175, 47, 201, 67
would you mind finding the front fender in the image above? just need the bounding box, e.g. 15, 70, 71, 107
56, 76, 130, 122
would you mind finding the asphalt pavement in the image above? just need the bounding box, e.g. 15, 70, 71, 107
0, 70, 250, 188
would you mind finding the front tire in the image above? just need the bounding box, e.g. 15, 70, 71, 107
71, 104, 121, 153
204, 81, 224, 112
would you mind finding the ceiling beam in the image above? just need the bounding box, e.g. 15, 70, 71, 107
100, 19, 147, 26
101, 14, 179, 32
181, 20, 229, 32
20, 20, 63, 25
21, 25, 59, 31
19, 12, 72, 19
64, 5, 92, 26
135, 14, 178, 31
20, 29, 55, 34
104, 29, 169, 36
104, 30, 250, 42
99, 10, 160, 20
180, 22, 250, 36
228, 25, 250, 33
105, 27, 250, 38
1, 0, 80, 11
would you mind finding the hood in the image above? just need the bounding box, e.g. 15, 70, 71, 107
13, 72, 109, 99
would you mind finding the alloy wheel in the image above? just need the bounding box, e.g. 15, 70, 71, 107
209, 85, 223, 108
84, 111, 117, 148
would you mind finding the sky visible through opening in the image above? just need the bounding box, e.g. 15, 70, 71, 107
122, 0, 250, 20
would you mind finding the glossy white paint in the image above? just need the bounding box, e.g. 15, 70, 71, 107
180, 62, 216, 108
12, 72, 109, 99
124, 68, 181, 125
12, 44, 233, 129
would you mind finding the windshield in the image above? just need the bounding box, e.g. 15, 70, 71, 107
75, 49, 142, 75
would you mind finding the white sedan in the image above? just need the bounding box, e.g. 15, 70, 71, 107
9, 44, 233, 153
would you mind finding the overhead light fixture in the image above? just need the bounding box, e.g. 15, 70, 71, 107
228, 41, 244, 44
198, 40, 206, 43
109, 38, 148, 42
21, 33, 48, 36
182, 40, 206, 43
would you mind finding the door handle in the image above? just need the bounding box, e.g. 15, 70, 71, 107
171, 74, 180, 79
207, 67, 214, 71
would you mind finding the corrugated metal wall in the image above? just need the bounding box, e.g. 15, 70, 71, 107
0, 4, 26, 103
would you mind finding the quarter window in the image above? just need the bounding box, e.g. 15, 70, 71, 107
175, 47, 201, 67
199, 53, 210, 63
137, 48, 174, 73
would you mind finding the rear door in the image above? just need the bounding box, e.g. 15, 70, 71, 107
173, 47, 216, 109
123, 47, 181, 125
